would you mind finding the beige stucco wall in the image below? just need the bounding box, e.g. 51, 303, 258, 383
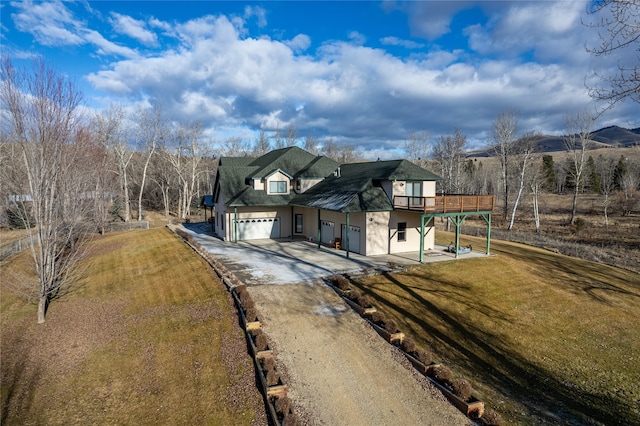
296, 178, 323, 193
364, 210, 435, 256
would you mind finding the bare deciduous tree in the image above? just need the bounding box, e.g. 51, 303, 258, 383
585, 0, 640, 108
285, 123, 298, 147
1, 57, 96, 323
272, 123, 284, 149
166, 121, 206, 219
95, 104, 132, 222
405, 131, 430, 168
134, 105, 166, 221
564, 110, 595, 225
491, 110, 518, 220
432, 129, 467, 194
252, 126, 270, 156
304, 132, 319, 155
222, 136, 250, 156
508, 132, 538, 230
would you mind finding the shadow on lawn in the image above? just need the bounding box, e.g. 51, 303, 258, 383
0, 324, 41, 424
351, 272, 637, 426
490, 243, 640, 304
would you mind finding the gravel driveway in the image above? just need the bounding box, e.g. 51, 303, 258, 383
183, 224, 472, 425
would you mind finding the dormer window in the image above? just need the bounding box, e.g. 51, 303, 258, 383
269, 181, 288, 194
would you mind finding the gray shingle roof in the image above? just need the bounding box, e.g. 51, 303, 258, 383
215, 147, 339, 207
215, 149, 442, 212
290, 160, 442, 213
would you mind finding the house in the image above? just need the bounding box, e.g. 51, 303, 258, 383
212, 146, 494, 260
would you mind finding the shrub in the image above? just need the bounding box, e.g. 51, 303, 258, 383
238, 289, 252, 305
242, 298, 255, 310
451, 378, 474, 401
262, 356, 276, 372
282, 413, 299, 426
348, 289, 361, 302
255, 332, 269, 351
429, 365, 452, 386
244, 307, 258, 322
356, 294, 372, 308
370, 311, 386, 324
274, 395, 291, 415
235, 284, 248, 300
417, 350, 434, 366
401, 337, 417, 354
383, 318, 398, 333
327, 274, 350, 290
266, 369, 280, 386
480, 409, 503, 426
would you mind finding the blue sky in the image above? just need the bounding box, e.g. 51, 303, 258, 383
1, 1, 638, 158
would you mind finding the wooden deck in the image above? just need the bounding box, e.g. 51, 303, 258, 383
393, 195, 495, 214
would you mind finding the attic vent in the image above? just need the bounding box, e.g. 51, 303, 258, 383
334, 167, 341, 178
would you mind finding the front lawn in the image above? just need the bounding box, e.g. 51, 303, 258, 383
1, 227, 265, 425
351, 232, 640, 425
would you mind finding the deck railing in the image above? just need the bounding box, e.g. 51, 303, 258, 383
393, 195, 494, 214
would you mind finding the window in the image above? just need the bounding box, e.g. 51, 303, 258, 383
406, 182, 422, 207
269, 181, 287, 194
295, 214, 303, 233
398, 222, 406, 241
406, 182, 422, 197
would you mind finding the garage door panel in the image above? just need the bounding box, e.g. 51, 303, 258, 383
341, 224, 361, 254
321, 220, 334, 245
236, 217, 280, 240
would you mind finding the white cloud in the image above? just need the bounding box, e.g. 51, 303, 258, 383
244, 5, 267, 28
10, 0, 138, 58
12, 0, 84, 46
285, 34, 311, 53
69, 2, 637, 157
110, 12, 158, 46
380, 36, 424, 49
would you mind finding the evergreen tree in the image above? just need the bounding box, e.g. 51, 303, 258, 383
541, 155, 556, 192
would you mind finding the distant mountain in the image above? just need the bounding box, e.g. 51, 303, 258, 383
468, 125, 640, 157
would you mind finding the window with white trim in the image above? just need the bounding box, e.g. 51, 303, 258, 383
398, 222, 406, 241
269, 181, 287, 194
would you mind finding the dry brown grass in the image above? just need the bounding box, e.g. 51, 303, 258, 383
352, 234, 640, 425
0, 228, 266, 425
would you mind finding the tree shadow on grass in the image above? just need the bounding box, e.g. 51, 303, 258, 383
0, 324, 41, 424
351, 272, 638, 426
490, 243, 640, 304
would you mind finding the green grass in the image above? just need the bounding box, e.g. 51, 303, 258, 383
1, 228, 263, 425
352, 232, 640, 425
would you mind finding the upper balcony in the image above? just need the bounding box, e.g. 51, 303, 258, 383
393, 195, 495, 214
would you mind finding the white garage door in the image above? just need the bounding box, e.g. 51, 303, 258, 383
320, 220, 335, 245
236, 217, 280, 240
341, 224, 361, 254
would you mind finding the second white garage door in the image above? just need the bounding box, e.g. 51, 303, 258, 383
236, 217, 280, 240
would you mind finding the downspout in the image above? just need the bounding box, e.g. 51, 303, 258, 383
291, 206, 294, 241
317, 209, 321, 249
345, 212, 350, 259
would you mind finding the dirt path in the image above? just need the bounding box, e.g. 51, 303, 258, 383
249, 282, 472, 426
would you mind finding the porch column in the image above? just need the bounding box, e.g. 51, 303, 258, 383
419, 214, 425, 263
482, 213, 492, 255
345, 212, 350, 259
449, 214, 467, 259
233, 207, 238, 243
